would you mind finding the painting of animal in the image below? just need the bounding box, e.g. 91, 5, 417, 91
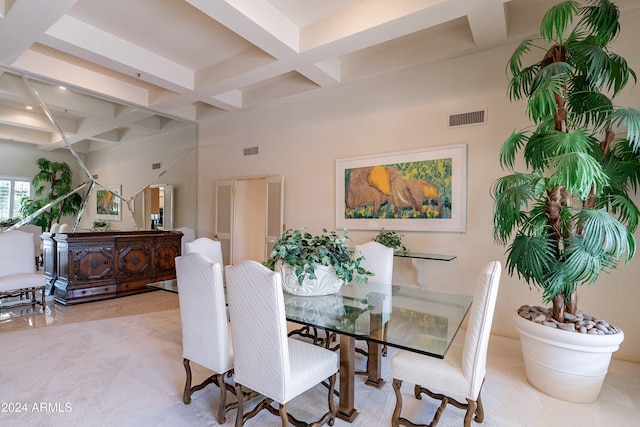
345, 164, 445, 218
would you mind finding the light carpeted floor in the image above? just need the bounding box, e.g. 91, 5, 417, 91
1, 307, 639, 426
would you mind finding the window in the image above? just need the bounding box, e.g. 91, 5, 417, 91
0, 178, 32, 221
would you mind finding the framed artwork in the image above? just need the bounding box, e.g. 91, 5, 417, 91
96, 185, 122, 221
336, 144, 467, 232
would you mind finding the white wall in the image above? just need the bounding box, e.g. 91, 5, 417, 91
197, 16, 640, 361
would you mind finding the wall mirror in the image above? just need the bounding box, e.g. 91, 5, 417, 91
0, 67, 197, 232
133, 184, 174, 231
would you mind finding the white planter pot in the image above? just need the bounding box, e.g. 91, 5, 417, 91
513, 312, 624, 403
277, 262, 344, 296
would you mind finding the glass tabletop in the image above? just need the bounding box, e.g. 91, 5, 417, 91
148, 278, 472, 358
284, 281, 471, 358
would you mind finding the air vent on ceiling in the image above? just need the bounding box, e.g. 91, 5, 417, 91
244, 146, 259, 156
152, 163, 161, 170
448, 109, 487, 128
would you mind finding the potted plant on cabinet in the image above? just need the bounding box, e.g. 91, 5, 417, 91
492, 0, 639, 403
264, 227, 372, 296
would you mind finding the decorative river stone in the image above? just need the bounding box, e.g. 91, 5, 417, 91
517, 305, 621, 335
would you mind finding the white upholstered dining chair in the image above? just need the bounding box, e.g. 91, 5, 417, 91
352, 241, 394, 360
391, 261, 502, 427
175, 252, 235, 424
0, 230, 46, 309
185, 237, 224, 267
225, 260, 338, 427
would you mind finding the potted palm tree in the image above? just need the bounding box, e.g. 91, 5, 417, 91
265, 227, 371, 295
492, 0, 639, 403
20, 158, 83, 232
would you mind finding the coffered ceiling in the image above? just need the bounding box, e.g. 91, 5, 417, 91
1, 0, 639, 153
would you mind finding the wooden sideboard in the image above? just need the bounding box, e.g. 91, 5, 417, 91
46, 230, 182, 305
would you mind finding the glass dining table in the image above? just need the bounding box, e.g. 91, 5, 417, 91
147, 279, 472, 422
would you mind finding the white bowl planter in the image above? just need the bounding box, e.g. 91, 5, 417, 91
513, 312, 624, 403
277, 262, 344, 296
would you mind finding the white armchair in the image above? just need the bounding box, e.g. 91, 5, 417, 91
175, 252, 234, 424
185, 237, 223, 266
391, 261, 502, 427
225, 260, 338, 427
0, 230, 46, 309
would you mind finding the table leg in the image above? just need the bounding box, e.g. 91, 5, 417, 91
337, 334, 358, 422
365, 312, 385, 388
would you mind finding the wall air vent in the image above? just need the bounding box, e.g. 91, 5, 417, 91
152, 163, 161, 170
244, 146, 259, 156
448, 109, 487, 128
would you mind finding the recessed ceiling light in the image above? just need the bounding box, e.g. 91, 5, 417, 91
25, 105, 33, 110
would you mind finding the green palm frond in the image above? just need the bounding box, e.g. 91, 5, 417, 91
524, 129, 595, 171
508, 64, 538, 101
578, 0, 620, 46
607, 194, 640, 233
499, 131, 528, 170
549, 152, 608, 199
492, 173, 540, 244
576, 208, 635, 259
571, 42, 610, 89
506, 233, 557, 288
606, 53, 636, 96
610, 108, 640, 150
528, 63, 572, 122
540, 0, 580, 43
567, 89, 613, 130
609, 139, 640, 190
507, 38, 534, 77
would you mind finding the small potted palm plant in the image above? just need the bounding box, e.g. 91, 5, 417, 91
265, 227, 371, 296
492, 0, 639, 403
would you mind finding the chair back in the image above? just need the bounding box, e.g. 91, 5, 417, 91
462, 261, 502, 399
355, 241, 394, 284
58, 223, 70, 233
175, 227, 195, 254
0, 230, 36, 276
49, 223, 59, 233
186, 237, 224, 267
18, 224, 42, 256
225, 260, 290, 401
175, 252, 232, 374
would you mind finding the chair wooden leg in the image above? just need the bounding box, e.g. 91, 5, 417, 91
214, 373, 227, 424
183, 358, 193, 404
464, 398, 476, 427
234, 383, 245, 427
391, 379, 403, 427
278, 402, 289, 427
327, 372, 337, 425
474, 390, 484, 423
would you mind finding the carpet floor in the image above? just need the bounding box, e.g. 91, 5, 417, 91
1, 308, 639, 426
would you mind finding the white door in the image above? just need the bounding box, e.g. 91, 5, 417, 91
265, 175, 284, 258
215, 176, 284, 265
215, 180, 234, 266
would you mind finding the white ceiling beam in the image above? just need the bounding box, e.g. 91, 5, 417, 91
43, 15, 194, 90
0, 104, 77, 133
0, 0, 77, 63
466, 0, 508, 47
12, 49, 151, 107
